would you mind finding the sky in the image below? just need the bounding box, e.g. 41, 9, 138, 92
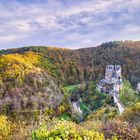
0, 0, 140, 49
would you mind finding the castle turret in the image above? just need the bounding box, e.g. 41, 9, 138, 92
105, 65, 114, 84
111, 65, 122, 84
114, 65, 122, 79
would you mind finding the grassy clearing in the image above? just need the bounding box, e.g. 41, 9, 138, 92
63, 84, 79, 93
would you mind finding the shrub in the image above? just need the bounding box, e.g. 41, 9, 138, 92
31, 119, 104, 140
119, 80, 139, 106
86, 105, 118, 121
0, 115, 11, 139
101, 120, 140, 140
120, 102, 140, 131
10, 121, 29, 140
0, 115, 29, 139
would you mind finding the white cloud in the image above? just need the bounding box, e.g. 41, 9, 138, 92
0, 0, 140, 48
0, 35, 17, 42
58, 0, 112, 17
122, 25, 140, 34
9, 20, 32, 32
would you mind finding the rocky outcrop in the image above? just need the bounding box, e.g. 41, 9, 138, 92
0, 69, 64, 112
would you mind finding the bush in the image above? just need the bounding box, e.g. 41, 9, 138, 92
86, 105, 118, 121
101, 120, 140, 140
119, 80, 139, 106
0, 115, 11, 139
0, 115, 29, 139
120, 102, 140, 131
31, 119, 104, 140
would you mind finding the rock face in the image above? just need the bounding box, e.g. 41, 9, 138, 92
0, 69, 64, 112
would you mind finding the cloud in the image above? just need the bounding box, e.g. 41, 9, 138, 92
0, 35, 17, 42
122, 24, 140, 34
0, 0, 140, 49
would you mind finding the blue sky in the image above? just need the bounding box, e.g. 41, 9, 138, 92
0, 0, 140, 49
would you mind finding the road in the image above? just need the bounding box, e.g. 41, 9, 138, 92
72, 101, 83, 117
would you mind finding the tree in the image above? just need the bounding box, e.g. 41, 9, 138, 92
119, 80, 139, 106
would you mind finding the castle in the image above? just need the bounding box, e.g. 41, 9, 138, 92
97, 65, 122, 93
97, 65, 124, 114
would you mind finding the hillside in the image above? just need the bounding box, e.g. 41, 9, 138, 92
0, 51, 64, 114
77, 41, 140, 86
0, 41, 140, 139
1, 41, 140, 86
0, 41, 139, 113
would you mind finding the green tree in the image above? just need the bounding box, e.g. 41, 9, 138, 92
119, 80, 139, 106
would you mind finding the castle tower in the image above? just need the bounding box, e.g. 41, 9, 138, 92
105, 65, 114, 84
112, 65, 122, 84
114, 65, 122, 79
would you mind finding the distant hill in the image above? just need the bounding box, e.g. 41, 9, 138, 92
77, 41, 140, 86
0, 41, 140, 112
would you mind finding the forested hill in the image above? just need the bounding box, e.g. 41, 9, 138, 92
1, 41, 140, 86
77, 41, 140, 86
0, 40, 140, 113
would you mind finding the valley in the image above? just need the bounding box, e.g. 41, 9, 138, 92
0, 41, 140, 139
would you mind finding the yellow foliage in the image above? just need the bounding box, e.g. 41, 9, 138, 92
31, 119, 105, 140
0, 115, 29, 139
0, 115, 11, 139
0, 51, 40, 79
58, 105, 65, 114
